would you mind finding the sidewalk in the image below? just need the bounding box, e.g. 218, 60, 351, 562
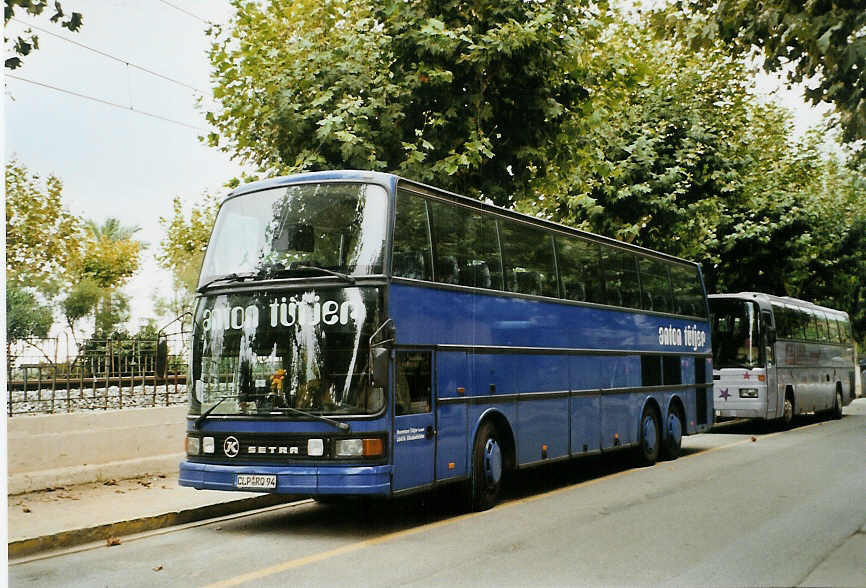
8, 472, 295, 559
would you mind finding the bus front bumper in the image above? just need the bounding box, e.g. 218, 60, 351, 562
178, 461, 392, 496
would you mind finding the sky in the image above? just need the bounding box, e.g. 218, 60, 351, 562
5, 0, 250, 336
4, 0, 831, 339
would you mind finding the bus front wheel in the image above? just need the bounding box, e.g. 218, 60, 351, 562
469, 421, 503, 511
637, 406, 661, 466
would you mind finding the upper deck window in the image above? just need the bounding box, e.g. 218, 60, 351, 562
392, 188, 707, 318
200, 182, 388, 288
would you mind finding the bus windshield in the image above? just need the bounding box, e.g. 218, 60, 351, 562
189, 287, 384, 418
199, 182, 388, 288
710, 299, 762, 369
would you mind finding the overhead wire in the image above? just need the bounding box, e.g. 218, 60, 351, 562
6, 73, 207, 132
9, 18, 209, 95
156, 0, 210, 25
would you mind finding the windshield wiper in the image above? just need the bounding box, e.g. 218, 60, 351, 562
196, 272, 256, 293
266, 406, 350, 432
194, 396, 232, 429
293, 265, 356, 284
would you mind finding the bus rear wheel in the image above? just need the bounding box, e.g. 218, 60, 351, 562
780, 394, 794, 429
637, 406, 661, 466
661, 408, 683, 461
469, 421, 503, 511
832, 389, 844, 420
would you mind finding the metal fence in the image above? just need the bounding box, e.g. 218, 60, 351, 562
6, 333, 189, 416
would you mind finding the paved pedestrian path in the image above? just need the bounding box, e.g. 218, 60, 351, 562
8, 472, 292, 559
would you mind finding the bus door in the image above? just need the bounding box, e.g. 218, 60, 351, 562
392, 351, 436, 491
762, 310, 779, 418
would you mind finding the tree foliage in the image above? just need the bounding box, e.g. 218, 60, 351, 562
4, 0, 84, 69
206, 0, 608, 205
155, 194, 219, 327
6, 283, 53, 344
203, 4, 865, 343
63, 217, 145, 337
156, 194, 218, 292
5, 159, 82, 294
651, 0, 866, 147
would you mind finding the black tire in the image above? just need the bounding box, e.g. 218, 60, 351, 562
469, 421, 504, 511
780, 394, 794, 429
832, 389, 844, 420
637, 406, 661, 466
661, 407, 683, 461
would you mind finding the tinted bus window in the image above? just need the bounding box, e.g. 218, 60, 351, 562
555, 236, 603, 303
772, 304, 789, 339
670, 264, 706, 318
429, 200, 502, 289
823, 313, 838, 343
804, 311, 818, 341
499, 219, 557, 297
393, 190, 432, 281
602, 248, 640, 308
639, 256, 674, 313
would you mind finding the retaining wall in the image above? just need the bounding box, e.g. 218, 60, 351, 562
7, 406, 187, 495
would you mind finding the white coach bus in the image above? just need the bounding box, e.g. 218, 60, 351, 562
709, 293, 856, 425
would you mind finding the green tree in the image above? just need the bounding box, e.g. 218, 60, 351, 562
67, 217, 146, 337
4, 0, 84, 69
5, 159, 82, 294
206, 0, 607, 205
155, 194, 219, 329
6, 283, 54, 370
651, 0, 866, 147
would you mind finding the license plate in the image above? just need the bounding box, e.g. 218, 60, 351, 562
236, 474, 277, 490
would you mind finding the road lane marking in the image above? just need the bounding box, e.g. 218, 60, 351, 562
203, 426, 824, 588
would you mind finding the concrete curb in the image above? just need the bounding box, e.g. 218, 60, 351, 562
8, 493, 296, 560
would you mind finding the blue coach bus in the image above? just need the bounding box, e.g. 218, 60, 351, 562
180, 171, 713, 510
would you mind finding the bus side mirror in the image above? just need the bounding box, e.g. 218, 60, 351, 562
370, 348, 389, 387
767, 326, 777, 344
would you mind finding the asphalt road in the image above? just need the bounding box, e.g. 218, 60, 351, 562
11, 400, 866, 587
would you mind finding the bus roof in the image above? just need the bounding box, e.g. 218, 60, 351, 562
709, 292, 849, 319
226, 170, 702, 270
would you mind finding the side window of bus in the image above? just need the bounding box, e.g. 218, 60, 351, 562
395, 351, 432, 415
761, 310, 775, 363
555, 236, 603, 303
804, 312, 818, 342
499, 220, 558, 297
823, 313, 838, 343
601, 249, 640, 309
393, 190, 433, 281
791, 309, 808, 340
428, 200, 502, 289
840, 318, 852, 343
772, 305, 789, 339
816, 313, 829, 342
670, 264, 706, 318
638, 256, 674, 313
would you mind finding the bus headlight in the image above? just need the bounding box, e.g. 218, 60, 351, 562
307, 438, 324, 457
334, 438, 384, 458
186, 436, 200, 456
739, 388, 759, 398
202, 437, 215, 454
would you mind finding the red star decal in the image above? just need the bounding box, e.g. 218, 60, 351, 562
743, 372, 750, 380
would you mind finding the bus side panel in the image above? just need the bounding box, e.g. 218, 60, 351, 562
515, 355, 569, 464
436, 351, 470, 482
600, 356, 641, 449
569, 355, 606, 454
